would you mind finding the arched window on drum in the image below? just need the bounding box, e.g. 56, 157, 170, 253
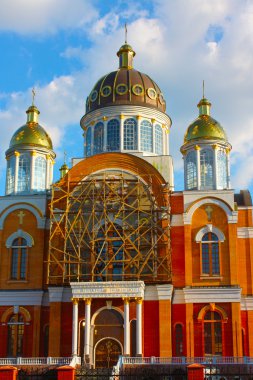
123, 118, 137, 150
186, 151, 197, 190
140, 119, 152, 152
217, 149, 227, 189
107, 119, 120, 151
34, 156, 46, 191
86, 127, 92, 157
200, 149, 213, 190
155, 124, 163, 155
94, 122, 104, 154
18, 154, 30, 192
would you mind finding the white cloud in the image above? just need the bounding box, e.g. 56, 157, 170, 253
1, 0, 253, 193
0, 0, 98, 34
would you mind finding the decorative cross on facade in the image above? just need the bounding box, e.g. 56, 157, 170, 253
17, 210, 26, 224
205, 205, 213, 221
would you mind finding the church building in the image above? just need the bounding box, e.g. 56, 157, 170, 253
0, 41, 252, 368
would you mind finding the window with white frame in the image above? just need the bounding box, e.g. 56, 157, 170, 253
6, 156, 15, 194
18, 154, 30, 192
196, 225, 225, 277
140, 119, 153, 152
200, 149, 213, 189
86, 127, 92, 157
123, 118, 137, 150
186, 151, 197, 189
155, 124, 163, 155
34, 156, 46, 191
217, 149, 227, 189
94, 122, 104, 154
107, 119, 120, 151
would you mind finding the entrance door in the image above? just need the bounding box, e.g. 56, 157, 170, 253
95, 338, 122, 368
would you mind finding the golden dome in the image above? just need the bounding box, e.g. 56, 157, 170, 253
9, 105, 53, 150
184, 98, 227, 144
85, 44, 166, 114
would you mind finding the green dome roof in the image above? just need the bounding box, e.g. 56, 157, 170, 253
9, 105, 53, 150
184, 97, 227, 144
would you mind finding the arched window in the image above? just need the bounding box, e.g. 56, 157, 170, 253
18, 154, 30, 192
107, 119, 120, 151
201, 232, 220, 276
155, 124, 163, 155
123, 118, 137, 150
86, 127, 92, 157
94, 122, 104, 154
6, 156, 15, 194
217, 149, 227, 189
200, 149, 213, 189
186, 151, 197, 189
34, 156, 46, 191
7, 313, 24, 357
204, 310, 222, 356
175, 324, 183, 356
11, 238, 28, 280
140, 120, 153, 152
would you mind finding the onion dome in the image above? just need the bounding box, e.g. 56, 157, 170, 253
183, 97, 227, 144
9, 105, 53, 150
86, 43, 166, 114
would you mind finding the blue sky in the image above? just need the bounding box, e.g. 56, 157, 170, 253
0, 0, 253, 195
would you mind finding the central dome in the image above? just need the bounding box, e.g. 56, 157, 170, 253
86, 44, 166, 114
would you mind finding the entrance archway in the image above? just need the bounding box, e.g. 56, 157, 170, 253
95, 337, 122, 368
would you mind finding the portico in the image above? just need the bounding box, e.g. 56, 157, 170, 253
70, 281, 145, 364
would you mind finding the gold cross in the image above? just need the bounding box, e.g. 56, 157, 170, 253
125, 23, 128, 43
205, 205, 213, 221
32, 87, 36, 105
17, 210, 26, 224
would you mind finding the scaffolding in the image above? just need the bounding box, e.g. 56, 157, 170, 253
47, 169, 171, 285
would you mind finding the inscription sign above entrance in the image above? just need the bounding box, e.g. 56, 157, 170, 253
70, 281, 145, 299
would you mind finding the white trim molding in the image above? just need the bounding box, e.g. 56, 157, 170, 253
195, 224, 225, 242
237, 227, 253, 239
0, 203, 46, 229
173, 287, 241, 304
183, 196, 238, 225
241, 296, 253, 310
71, 281, 145, 299
144, 284, 173, 301
0, 290, 43, 306
6, 229, 34, 248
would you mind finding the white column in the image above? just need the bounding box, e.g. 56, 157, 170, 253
151, 118, 155, 153
213, 144, 218, 189
136, 298, 143, 356
103, 118, 107, 152
195, 146, 201, 190
120, 115, 124, 151
124, 298, 130, 355
84, 298, 92, 358
72, 299, 79, 357
14, 152, 20, 193
30, 151, 35, 191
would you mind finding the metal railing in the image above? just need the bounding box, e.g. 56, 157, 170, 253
120, 356, 253, 366
0, 356, 81, 366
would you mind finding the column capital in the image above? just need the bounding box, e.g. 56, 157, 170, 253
84, 298, 92, 305
123, 297, 130, 304
30, 150, 37, 156
151, 118, 156, 124
136, 115, 141, 120
135, 297, 143, 304
72, 298, 79, 305
102, 116, 108, 121
194, 145, 200, 151
212, 144, 218, 150
119, 114, 125, 120
14, 151, 20, 157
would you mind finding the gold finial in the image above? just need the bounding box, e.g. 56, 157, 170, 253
125, 23, 128, 44
202, 80, 205, 99
32, 87, 36, 106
